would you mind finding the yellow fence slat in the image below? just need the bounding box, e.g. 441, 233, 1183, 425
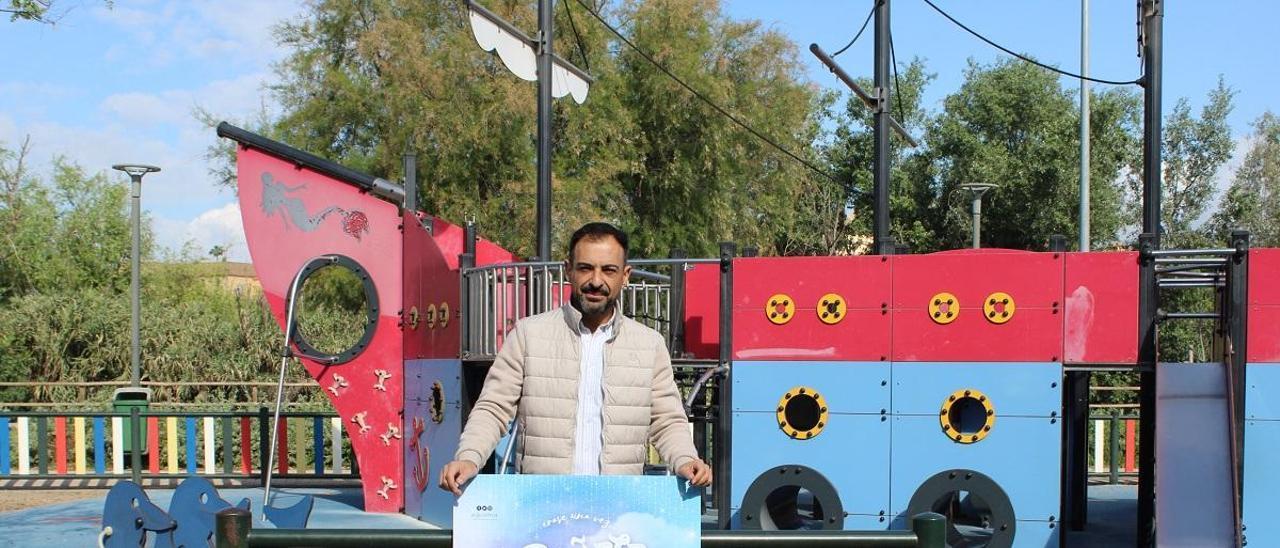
166, 417, 179, 473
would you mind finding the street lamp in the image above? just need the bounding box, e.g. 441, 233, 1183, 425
959, 182, 997, 249
112, 164, 161, 388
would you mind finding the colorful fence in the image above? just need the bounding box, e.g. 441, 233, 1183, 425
1088, 410, 1140, 484
0, 409, 357, 480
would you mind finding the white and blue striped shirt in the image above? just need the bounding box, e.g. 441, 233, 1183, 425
572, 317, 615, 474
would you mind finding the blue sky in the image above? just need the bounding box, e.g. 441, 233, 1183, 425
1, 1, 1274, 262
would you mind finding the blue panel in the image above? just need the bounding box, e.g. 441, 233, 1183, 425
186, 417, 198, 475
0, 416, 8, 474
93, 417, 106, 475
1246, 363, 1280, 421
889, 514, 1060, 548
313, 416, 325, 475
732, 361, 890, 414
406, 358, 464, 403
403, 359, 463, 527
889, 415, 1061, 522
730, 411, 890, 521
1243, 419, 1280, 547
892, 362, 1061, 417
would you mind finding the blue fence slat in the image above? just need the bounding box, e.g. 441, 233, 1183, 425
186, 417, 198, 475
93, 417, 106, 475
0, 416, 10, 475
313, 416, 325, 475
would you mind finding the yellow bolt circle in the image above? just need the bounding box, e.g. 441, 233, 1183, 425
817, 293, 847, 325
776, 386, 829, 440
426, 303, 438, 329
766, 294, 796, 325
983, 292, 1015, 324
438, 301, 451, 328
939, 388, 996, 444
928, 292, 960, 324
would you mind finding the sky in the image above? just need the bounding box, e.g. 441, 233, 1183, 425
1, 1, 1275, 262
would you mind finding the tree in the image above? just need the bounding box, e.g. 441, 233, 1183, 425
1210, 111, 1280, 246
1127, 77, 1234, 246
845, 58, 1141, 252
261, 0, 825, 258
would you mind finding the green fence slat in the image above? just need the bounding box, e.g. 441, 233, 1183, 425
222, 416, 234, 475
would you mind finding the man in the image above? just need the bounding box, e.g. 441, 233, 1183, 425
439, 222, 712, 494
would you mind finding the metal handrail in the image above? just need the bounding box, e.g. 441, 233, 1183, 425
460, 257, 704, 358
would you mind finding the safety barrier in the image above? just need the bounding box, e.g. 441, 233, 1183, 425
461, 257, 718, 359
214, 507, 949, 548
0, 408, 356, 482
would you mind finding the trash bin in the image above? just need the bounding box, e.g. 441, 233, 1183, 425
112, 387, 152, 453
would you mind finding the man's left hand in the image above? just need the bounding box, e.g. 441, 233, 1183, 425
677, 459, 713, 487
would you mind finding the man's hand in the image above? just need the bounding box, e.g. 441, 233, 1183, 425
438, 460, 478, 495
677, 459, 712, 487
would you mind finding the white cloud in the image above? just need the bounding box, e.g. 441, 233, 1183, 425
154, 202, 250, 262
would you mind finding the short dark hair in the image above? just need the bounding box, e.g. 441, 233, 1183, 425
568, 222, 629, 261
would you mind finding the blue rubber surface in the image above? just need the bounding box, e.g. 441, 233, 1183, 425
0, 487, 434, 546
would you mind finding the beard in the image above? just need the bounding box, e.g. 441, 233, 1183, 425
572, 284, 617, 317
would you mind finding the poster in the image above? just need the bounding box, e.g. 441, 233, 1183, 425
454, 475, 702, 548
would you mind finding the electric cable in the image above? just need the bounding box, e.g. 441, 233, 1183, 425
890, 29, 906, 124
573, 0, 840, 184
920, 0, 1141, 86
831, 5, 876, 57
562, 0, 591, 71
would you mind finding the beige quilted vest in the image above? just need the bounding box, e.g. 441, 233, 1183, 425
455, 304, 697, 475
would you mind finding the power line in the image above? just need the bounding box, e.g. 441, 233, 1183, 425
831, 6, 876, 57
890, 30, 906, 124
562, 0, 591, 71
920, 0, 1141, 86
572, 0, 841, 184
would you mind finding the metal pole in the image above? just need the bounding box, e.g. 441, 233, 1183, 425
1109, 409, 1121, 485
130, 175, 141, 387
1137, 232, 1158, 547
1080, 0, 1091, 251
536, 0, 554, 261
971, 194, 982, 249
215, 507, 252, 548
715, 242, 735, 529
1137, 3, 1163, 543
911, 512, 947, 548
1141, 0, 1163, 244
873, 0, 892, 255
112, 164, 159, 388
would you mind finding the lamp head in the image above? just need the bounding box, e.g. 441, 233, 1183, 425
112, 164, 162, 178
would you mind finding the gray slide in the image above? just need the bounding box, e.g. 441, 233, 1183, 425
1156, 362, 1239, 547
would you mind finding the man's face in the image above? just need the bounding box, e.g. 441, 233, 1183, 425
568, 236, 631, 317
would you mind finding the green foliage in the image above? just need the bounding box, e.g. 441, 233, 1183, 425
889, 58, 1140, 252
263, 0, 825, 258
0, 145, 350, 408
1211, 111, 1280, 246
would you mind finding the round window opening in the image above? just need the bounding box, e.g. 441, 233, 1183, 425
785, 394, 822, 431
940, 389, 995, 444
931, 489, 996, 548
776, 387, 829, 439
762, 486, 828, 530
290, 256, 379, 365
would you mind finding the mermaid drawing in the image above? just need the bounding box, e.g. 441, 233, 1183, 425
260, 172, 370, 240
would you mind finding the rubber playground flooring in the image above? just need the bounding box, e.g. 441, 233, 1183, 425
0, 484, 1138, 546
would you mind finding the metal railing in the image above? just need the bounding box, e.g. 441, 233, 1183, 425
0, 408, 357, 484
215, 507, 948, 547
460, 257, 718, 359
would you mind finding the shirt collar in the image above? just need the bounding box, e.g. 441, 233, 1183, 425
563, 302, 622, 339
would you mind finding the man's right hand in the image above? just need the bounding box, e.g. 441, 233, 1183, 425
438, 460, 479, 495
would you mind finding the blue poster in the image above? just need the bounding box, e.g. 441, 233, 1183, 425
454, 475, 702, 548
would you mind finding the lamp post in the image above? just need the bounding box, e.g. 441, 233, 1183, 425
959, 182, 997, 249
112, 164, 160, 388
